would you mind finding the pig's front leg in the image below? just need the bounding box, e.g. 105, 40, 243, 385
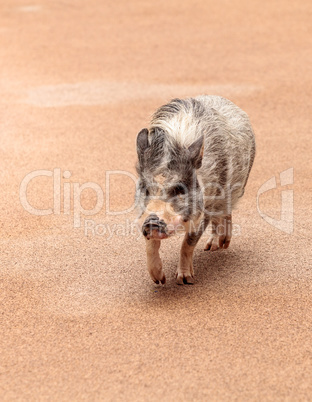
146, 239, 166, 284
176, 217, 210, 285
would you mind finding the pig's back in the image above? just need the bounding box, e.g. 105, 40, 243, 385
196, 95, 256, 209
196, 95, 252, 135
150, 95, 254, 148
150, 95, 255, 208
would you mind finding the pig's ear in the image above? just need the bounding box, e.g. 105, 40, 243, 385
150, 127, 165, 153
137, 128, 150, 160
188, 135, 204, 169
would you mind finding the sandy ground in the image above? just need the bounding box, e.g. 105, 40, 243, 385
1, 0, 312, 400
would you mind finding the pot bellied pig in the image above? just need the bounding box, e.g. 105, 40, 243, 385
135, 95, 255, 285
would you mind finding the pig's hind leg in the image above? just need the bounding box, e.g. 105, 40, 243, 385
205, 215, 232, 251
146, 239, 166, 284
176, 216, 210, 285
218, 214, 232, 249
204, 217, 220, 251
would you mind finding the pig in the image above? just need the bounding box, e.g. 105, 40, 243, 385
135, 95, 255, 285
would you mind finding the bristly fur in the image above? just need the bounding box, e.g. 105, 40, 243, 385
136, 95, 256, 220
135, 95, 256, 285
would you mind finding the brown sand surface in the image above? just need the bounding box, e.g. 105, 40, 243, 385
1, 0, 312, 400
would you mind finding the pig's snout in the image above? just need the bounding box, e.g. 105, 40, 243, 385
142, 214, 185, 240
142, 214, 168, 240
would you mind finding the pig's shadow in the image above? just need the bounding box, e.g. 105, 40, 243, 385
142, 243, 257, 302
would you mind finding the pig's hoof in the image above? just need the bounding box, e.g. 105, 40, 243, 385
155, 274, 166, 285
204, 236, 219, 251
176, 272, 194, 285
149, 269, 166, 285
218, 236, 231, 249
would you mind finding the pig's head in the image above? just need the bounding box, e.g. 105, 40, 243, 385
135, 127, 204, 240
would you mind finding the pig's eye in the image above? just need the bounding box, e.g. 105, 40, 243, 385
170, 184, 186, 197
139, 181, 149, 197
